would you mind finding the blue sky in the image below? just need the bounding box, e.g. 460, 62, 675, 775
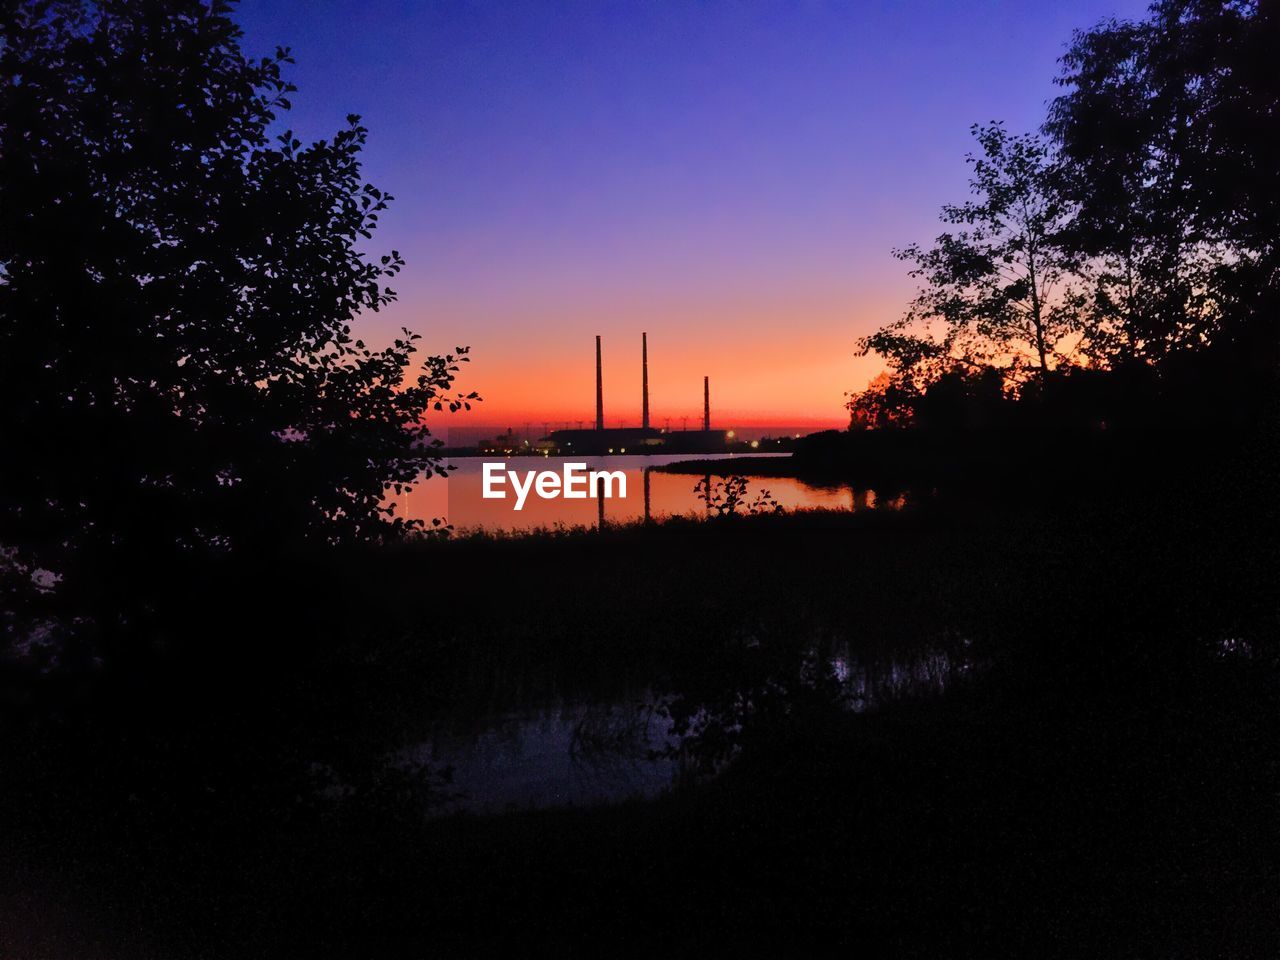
233, 0, 1152, 429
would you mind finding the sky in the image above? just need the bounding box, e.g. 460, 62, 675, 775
234, 0, 1150, 437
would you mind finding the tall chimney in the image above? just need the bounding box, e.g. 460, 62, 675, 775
641, 332, 650, 430
703, 376, 710, 431
595, 335, 604, 431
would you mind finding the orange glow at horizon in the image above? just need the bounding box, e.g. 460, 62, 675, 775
235, 0, 1145, 442
404, 289, 899, 436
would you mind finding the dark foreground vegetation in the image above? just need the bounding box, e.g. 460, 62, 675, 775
2, 1, 1278, 956
2, 427, 1277, 957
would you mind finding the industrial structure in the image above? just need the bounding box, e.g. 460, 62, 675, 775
541, 333, 728, 456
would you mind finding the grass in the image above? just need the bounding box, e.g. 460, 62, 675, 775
1, 430, 1276, 957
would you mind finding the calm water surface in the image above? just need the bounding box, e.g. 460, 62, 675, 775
403, 645, 968, 816
378, 453, 925, 814
397, 454, 902, 534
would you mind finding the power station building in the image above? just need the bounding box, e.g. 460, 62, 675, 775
542, 333, 728, 455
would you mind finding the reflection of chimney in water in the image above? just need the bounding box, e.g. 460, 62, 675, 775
703, 376, 710, 431
595, 335, 604, 431
643, 466, 651, 523
642, 332, 650, 430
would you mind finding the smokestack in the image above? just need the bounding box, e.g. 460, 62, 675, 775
595, 335, 604, 431
703, 376, 710, 431
641, 332, 650, 430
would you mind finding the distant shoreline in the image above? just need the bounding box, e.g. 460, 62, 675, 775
438, 449, 794, 463
652, 455, 799, 477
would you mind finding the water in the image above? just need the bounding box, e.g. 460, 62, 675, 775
403, 644, 970, 816
395, 454, 902, 534
407, 697, 680, 815
371, 455, 921, 814
375, 452, 923, 814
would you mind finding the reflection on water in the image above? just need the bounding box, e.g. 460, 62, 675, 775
406, 643, 970, 816
408, 699, 679, 815
380, 454, 926, 814
396, 454, 903, 533
836, 647, 964, 713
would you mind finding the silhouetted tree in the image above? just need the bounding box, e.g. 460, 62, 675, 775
857, 2, 1278, 429
915, 367, 1008, 433
845, 372, 913, 430
0, 1, 477, 639
1045, 1, 1270, 364
858, 124, 1083, 395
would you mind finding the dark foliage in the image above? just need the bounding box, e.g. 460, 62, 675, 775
1, 433, 1275, 957
0, 0, 477, 657
854, 0, 1278, 432
858, 123, 1083, 388
1049, 0, 1280, 362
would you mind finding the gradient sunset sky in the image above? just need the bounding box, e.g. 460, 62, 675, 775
235, 0, 1148, 434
